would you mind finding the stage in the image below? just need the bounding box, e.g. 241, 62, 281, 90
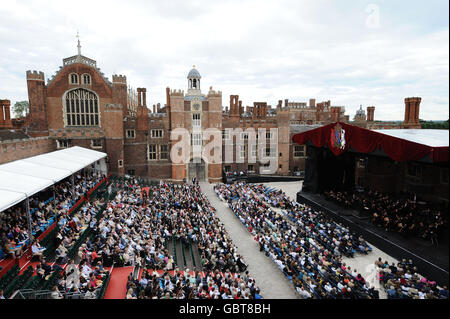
297, 191, 449, 286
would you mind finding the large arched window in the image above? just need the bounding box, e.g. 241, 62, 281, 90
64, 88, 99, 126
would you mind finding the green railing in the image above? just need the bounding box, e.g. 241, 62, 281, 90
3, 266, 34, 298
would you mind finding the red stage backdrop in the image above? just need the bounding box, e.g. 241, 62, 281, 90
292, 122, 449, 163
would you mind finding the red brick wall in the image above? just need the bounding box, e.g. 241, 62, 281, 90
0, 137, 56, 164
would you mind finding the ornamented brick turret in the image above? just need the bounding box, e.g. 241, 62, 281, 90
367, 106, 375, 122
0, 99, 13, 129
229, 95, 240, 118
137, 89, 149, 132
402, 97, 421, 129
26, 70, 48, 137
330, 106, 341, 122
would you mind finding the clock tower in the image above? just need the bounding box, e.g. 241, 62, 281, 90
187, 65, 202, 96
169, 65, 222, 183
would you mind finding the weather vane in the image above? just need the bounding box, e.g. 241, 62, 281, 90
76, 30, 81, 55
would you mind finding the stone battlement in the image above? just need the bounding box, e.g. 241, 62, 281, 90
112, 74, 127, 84
26, 70, 45, 80
170, 89, 184, 96
208, 89, 222, 97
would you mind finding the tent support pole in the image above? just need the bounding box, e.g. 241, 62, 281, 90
53, 185, 57, 220
26, 197, 33, 243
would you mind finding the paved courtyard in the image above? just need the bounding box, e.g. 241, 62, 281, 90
200, 182, 299, 299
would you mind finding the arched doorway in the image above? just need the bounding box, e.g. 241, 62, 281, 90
188, 158, 206, 181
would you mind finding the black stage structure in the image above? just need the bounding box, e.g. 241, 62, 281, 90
293, 123, 449, 286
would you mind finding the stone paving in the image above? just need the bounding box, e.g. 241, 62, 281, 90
199, 181, 299, 299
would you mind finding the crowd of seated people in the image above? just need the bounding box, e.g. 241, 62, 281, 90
375, 257, 448, 299
55, 258, 109, 299
0, 171, 106, 260
79, 178, 258, 299
26, 255, 108, 299
215, 182, 378, 299
21, 199, 108, 299
324, 189, 447, 240
125, 269, 261, 299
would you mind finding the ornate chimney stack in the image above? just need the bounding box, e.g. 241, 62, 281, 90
137, 88, 142, 107
142, 88, 147, 107
402, 97, 421, 129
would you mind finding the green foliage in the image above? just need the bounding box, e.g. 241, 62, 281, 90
13, 101, 29, 118
419, 119, 449, 129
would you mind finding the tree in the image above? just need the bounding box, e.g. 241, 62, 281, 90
12, 101, 29, 118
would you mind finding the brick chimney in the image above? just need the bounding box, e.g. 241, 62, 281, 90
137, 88, 142, 107
0, 99, 13, 129
367, 106, 375, 122
402, 97, 421, 129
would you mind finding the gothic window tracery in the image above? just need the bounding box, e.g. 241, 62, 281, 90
64, 88, 99, 126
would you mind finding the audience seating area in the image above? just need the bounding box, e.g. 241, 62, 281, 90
2, 172, 447, 300
0, 171, 107, 261
375, 257, 448, 299
83, 176, 259, 299
0, 172, 111, 299
126, 269, 261, 299
215, 182, 379, 299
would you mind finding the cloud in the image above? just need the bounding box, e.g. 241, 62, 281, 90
0, 0, 448, 120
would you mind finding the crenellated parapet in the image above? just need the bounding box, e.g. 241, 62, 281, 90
170, 89, 185, 96
112, 74, 127, 85
26, 70, 45, 81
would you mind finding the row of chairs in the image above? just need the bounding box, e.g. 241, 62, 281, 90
0, 265, 19, 291
3, 266, 34, 298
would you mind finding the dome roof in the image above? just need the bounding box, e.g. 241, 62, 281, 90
187, 66, 201, 79
356, 105, 365, 116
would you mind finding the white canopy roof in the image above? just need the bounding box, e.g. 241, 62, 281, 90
0, 189, 28, 213
373, 129, 449, 147
0, 146, 106, 212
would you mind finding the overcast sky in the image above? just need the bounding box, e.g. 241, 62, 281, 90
0, 0, 448, 120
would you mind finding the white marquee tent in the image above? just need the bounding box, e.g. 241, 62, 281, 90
0, 146, 107, 212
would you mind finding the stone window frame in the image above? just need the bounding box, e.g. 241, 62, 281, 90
192, 113, 201, 128
240, 144, 247, 159
69, 73, 79, 85
191, 133, 202, 146
159, 144, 168, 160
82, 73, 91, 85
151, 129, 163, 138
91, 139, 102, 148
126, 129, 136, 139
222, 129, 230, 140
56, 139, 69, 149
294, 145, 306, 157
148, 144, 157, 161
